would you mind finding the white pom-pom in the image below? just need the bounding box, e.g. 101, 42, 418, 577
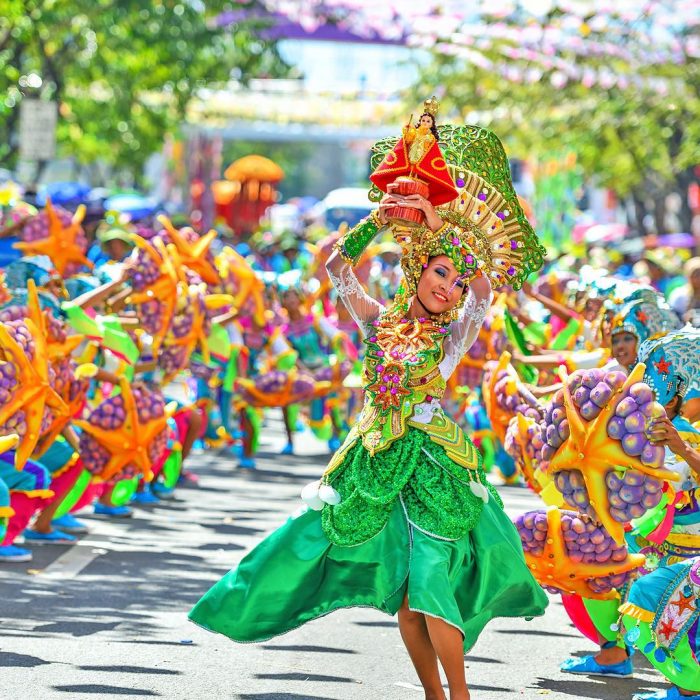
470, 480, 490, 504
318, 483, 342, 505
301, 480, 324, 511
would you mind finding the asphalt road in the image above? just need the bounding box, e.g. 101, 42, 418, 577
0, 415, 668, 700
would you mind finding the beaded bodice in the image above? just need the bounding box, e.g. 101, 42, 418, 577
357, 313, 448, 454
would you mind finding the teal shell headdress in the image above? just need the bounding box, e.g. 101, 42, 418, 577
610, 298, 682, 344
4, 255, 58, 292
638, 327, 700, 405
604, 282, 659, 316
369, 124, 545, 290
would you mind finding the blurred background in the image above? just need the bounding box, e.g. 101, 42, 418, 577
1, 0, 699, 260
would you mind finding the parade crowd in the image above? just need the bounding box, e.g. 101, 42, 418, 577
1, 154, 700, 699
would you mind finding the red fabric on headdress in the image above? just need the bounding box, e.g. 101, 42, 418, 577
370, 137, 458, 206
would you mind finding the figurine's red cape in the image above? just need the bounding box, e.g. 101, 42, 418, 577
370, 137, 458, 206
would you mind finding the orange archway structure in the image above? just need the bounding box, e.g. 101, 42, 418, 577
208, 155, 285, 236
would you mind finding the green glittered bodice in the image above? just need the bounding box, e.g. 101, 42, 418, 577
355, 313, 448, 455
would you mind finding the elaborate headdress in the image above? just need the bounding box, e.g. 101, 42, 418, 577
5, 255, 60, 292
638, 327, 700, 405
610, 298, 682, 344
369, 124, 545, 292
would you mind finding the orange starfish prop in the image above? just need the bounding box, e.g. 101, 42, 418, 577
157, 215, 219, 285
216, 246, 265, 326
73, 377, 167, 482
524, 507, 645, 600
483, 351, 519, 443
14, 198, 92, 275
235, 372, 330, 408
25, 280, 84, 362
549, 363, 680, 545
511, 413, 543, 494
167, 283, 211, 374
0, 317, 67, 469
126, 236, 181, 354
25, 280, 85, 458
33, 376, 85, 459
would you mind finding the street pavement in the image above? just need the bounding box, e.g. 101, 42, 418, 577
0, 415, 669, 700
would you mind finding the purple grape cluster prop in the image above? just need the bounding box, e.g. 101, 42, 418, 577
171, 299, 195, 339
313, 360, 352, 385
514, 508, 642, 597
79, 385, 167, 477
158, 345, 187, 377
132, 384, 166, 424
0, 303, 66, 345
554, 468, 663, 523
0, 357, 19, 438
539, 368, 663, 472
291, 374, 316, 400
493, 370, 543, 421
51, 357, 74, 398
568, 368, 627, 422
466, 316, 505, 363
3, 320, 36, 361
236, 370, 317, 407
126, 246, 162, 293
191, 362, 216, 382
0, 322, 37, 437
20, 205, 73, 242
504, 416, 544, 491
607, 382, 666, 466
137, 300, 165, 336
537, 366, 674, 541
133, 223, 157, 241
0, 306, 25, 324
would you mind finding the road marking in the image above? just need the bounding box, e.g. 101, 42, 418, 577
395, 682, 447, 692
37, 543, 106, 579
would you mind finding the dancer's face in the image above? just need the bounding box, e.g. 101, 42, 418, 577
611, 331, 637, 369
416, 255, 467, 315
583, 298, 603, 321
281, 290, 301, 313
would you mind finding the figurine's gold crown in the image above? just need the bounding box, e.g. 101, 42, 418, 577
423, 96, 439, 117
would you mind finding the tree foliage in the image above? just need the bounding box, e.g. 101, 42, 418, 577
0, 0, 289, 177
410, 8, 700, 232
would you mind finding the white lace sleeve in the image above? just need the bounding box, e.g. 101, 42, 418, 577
439, 286, 492, 380
327, 262, 384, 337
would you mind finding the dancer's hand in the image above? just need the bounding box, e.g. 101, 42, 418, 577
649, 417, 685, 455
377, 191, 402, 226
398, 193, 444, 232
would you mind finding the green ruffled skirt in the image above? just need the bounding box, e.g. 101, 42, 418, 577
189, 431, 548, 650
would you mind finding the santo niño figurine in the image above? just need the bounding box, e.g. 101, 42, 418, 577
369, 96, 459, 226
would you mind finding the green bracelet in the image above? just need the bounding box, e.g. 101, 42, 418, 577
335, 211, 382, 265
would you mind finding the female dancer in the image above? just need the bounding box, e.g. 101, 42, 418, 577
190, 122, 548, 700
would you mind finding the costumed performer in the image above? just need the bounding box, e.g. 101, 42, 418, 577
558, 296, 683, 678
189, 116, 548, 700
615, 328, 700, 700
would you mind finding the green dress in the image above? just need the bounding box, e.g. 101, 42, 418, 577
189, 266, 548, 650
